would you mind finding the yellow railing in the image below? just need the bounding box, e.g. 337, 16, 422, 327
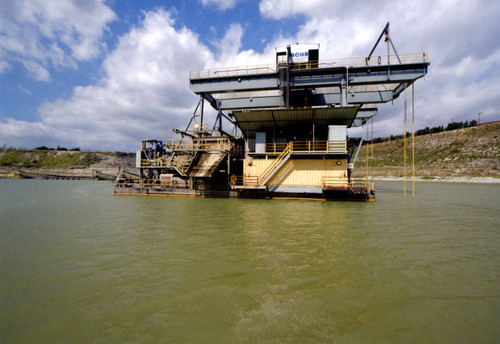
213, 90, 281, 100
315, 84, 396, 95
350, 177, 375, 190
264, 140, 347, 154
138, 158, 189, 176
230, 175, 259, 187
291, 53, 428, 70
128, 178, 188, 189
189, 64, 276, 80
139, 158, 166, 167
232, 175, 374, 191
171, 160, 188, 176
164, 137, 233, 152
258, 143, 291, 185
322, 177, 374, 192
189, 53, 428, 80
321, 176, 348, 188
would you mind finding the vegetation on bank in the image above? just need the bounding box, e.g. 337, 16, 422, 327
371, 120, 479, 143
1, 122, 498, 179
354, 122, 500, 178
0, 149, 134, 169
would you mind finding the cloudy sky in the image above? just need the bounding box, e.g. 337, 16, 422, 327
1, 0, 499, 151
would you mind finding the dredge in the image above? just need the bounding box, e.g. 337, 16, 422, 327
114, 23, 429, 200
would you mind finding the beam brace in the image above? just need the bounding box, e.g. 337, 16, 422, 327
215, 90, 395, 110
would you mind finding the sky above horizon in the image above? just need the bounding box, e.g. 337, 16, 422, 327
1, 0, 499, 151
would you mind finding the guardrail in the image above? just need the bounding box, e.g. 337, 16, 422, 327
231, 175, 374, 192
189, 53, 428, 80
321, 176, 349, 188
230, 175, 259, 187
116, 178, 189, 189
264, 140, 347, 154
258, 144, 291, 185
315, 84, 396, 94
164, 137, 233, 152
139, 158, 166, 167
322, 177, 374, 193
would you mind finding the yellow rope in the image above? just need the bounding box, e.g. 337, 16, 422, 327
404, 83, 407, 198
412, 83, 415, 197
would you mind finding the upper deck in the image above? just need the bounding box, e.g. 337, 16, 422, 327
189, 53, 428, 80
189, 53, 429, 111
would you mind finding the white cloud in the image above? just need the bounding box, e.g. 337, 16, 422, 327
0, 0, 116, 80
0, 118, 56, 149
21, 60, 50, 82
212, 23, 275, 68
259, 0, 333, 19
200, 0, 239, 11
2, 1, 500, 150
1, 9, 216, 151
259, 0, 500, 138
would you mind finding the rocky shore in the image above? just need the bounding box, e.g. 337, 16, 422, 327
2, 123, 499, 183
352, 122, 500, 183
0, 150, 137, 179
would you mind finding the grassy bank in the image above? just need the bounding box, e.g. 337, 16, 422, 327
0, 150, 104, 168
2, 122, 499, 180
354, 122, 500, 179
0, 150, 135, 176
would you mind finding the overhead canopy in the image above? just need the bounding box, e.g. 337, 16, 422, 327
231, 106, 360, 138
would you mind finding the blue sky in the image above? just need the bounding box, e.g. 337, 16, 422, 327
1, 0, 499, 151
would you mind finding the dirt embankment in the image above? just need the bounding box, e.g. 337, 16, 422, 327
0, 150, 137, 178
353, 122, 500, 180
2, 123, 499, 181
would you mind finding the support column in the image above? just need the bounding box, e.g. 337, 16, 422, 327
340, 77, 347, 107
200, 95, 204, 133
227, 153, 231, 190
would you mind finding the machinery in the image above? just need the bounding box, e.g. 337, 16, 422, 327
115, 23, 429, 200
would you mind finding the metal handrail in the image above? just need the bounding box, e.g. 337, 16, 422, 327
322, 177, 374, 190
264, 140, 347, 154
139, 158, 165, 167
321, 176, 348, 188
231, 175, 259, 187
164, 137, 233, 152
315, 84, 396, 95
258, 144, 291, 185
132, 178, 188, 189
189, 53, 428, 80
171, 160, 187, 176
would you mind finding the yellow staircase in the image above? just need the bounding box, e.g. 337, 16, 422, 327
258, 143, 291, 185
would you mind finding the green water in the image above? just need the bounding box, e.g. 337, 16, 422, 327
1, 179, 499, 343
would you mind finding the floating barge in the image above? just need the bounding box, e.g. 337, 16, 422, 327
115, 26, 429, 201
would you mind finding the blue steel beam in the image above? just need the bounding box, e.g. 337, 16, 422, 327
215, 90, 395, 110
189, 62, 429, 95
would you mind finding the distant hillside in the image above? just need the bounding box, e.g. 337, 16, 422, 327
2, 123, 499, 180
353, 122, 500, 179
0, 150, 136, 176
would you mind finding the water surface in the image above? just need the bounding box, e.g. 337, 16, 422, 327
1, 180, 499, 343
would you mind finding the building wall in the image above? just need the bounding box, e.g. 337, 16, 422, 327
244, 157, 348, 187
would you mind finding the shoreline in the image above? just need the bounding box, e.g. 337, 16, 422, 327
372, 176, 500, 184
2, 170, 499, 184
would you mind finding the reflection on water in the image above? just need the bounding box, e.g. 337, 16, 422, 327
0, 179, 499, 343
